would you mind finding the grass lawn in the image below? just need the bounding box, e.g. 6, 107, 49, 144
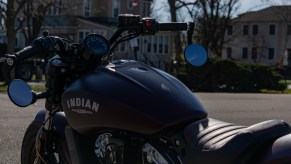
1, 80, 290, 94
261, 88, 291, 94
0, 81, 46, 93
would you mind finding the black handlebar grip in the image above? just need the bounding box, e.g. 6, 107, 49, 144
14, 39, 44, 61
158, 23, 188, 31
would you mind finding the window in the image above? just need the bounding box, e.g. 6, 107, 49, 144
47, 0, 63, 15
146, 35, 170, 54
78, 30, 90, 42
94, 30, 107, 38
141, 1, 151, 17
146, 36, 152, 53
84, 0, 91, 17
243, 25, 249, 35
269, 24, 275, 35
242, 48, 248, 59
227, 25, 232, 35
79, 32, 84, 42
113, 0, 120, 18
164, 36, 169, 54
288, 49, 291, 67
117, 42, 127, 53
227, 47, 232, 59
153, 36, 158, 53
128, 0, 133, 9
15, 33, 19, 48
252, 25, 258, 35
252, 47, 257, 60
268, 48, 275, 60
0, 35, 7, 44
158, 36, 163, 53
24, 3, 32, 14
287, 24, 291, 35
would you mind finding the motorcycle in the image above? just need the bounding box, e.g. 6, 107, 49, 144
1, 14, 291, 164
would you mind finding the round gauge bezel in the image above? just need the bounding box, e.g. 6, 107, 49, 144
83, 33, 110, 57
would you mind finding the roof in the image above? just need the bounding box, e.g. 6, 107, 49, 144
16, 16, 117, 28
234, 5, 291, 22
77, 16, 118, 27
43, 16, 77, 27
13, 15, 77, 28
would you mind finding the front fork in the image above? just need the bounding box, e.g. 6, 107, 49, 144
35, 107, 61, 163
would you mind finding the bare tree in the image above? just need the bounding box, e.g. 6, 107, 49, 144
6, 0, 14, 53
4, 0, 56, 53
3, 0, 27, 83
167, 0, 182, 65
21, 0, 53, 45
164, 0, 239, 61
195, 0, 239, 57
166, 0, 199, 73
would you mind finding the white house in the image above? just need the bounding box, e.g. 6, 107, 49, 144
223, 6, 291, 67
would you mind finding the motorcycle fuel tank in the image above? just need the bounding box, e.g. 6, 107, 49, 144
62, 60, 207, 135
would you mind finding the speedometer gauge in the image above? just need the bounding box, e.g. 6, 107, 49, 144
83, 33, 110, 57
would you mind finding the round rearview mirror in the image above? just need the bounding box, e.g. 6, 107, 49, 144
184, 44, 208, 66
8, 79, 33, 107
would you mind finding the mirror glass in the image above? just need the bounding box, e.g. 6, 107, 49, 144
8, 79, 33, 107
184, 44, 208, 66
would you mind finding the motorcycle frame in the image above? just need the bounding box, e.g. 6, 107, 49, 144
34, 109, 185, 163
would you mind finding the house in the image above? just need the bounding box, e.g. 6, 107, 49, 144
223, 6, 291, 67
0, 0, 176, 71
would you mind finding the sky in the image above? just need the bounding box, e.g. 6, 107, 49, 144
239, 0, 291, 14
2, 0, 291, 18
238, 0, 270, 14
152, 0, 291, 21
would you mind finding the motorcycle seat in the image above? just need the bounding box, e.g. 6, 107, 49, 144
183, 118, 291, 164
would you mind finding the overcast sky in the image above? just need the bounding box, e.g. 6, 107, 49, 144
152, 0, 291, 21
2, 0, 291, 19
238, 0, 270, 14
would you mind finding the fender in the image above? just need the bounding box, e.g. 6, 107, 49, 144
34, 110, 97, 163
33, 109, 70, 159
34, 109, 68, 135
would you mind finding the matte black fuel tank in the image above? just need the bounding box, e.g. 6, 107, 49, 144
62, 60, 207, 135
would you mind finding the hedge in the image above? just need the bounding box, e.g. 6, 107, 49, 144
176, 58, 286, 92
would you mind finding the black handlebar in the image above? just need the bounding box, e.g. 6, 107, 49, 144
6, 16, 194, 69
158, 22, 195, 46
15, 41, 43, 61
2, 16, 195, 104
158, 22, 188, 31
14, 34, 67, 62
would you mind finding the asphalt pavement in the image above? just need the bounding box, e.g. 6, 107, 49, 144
0, 93, 41, 164
196, 93, 291, 125
1, 92, 291, 163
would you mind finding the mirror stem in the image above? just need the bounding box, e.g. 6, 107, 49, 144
187, 22, 195, 45
36, 91, 48, 99
31, 91, 47, 105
